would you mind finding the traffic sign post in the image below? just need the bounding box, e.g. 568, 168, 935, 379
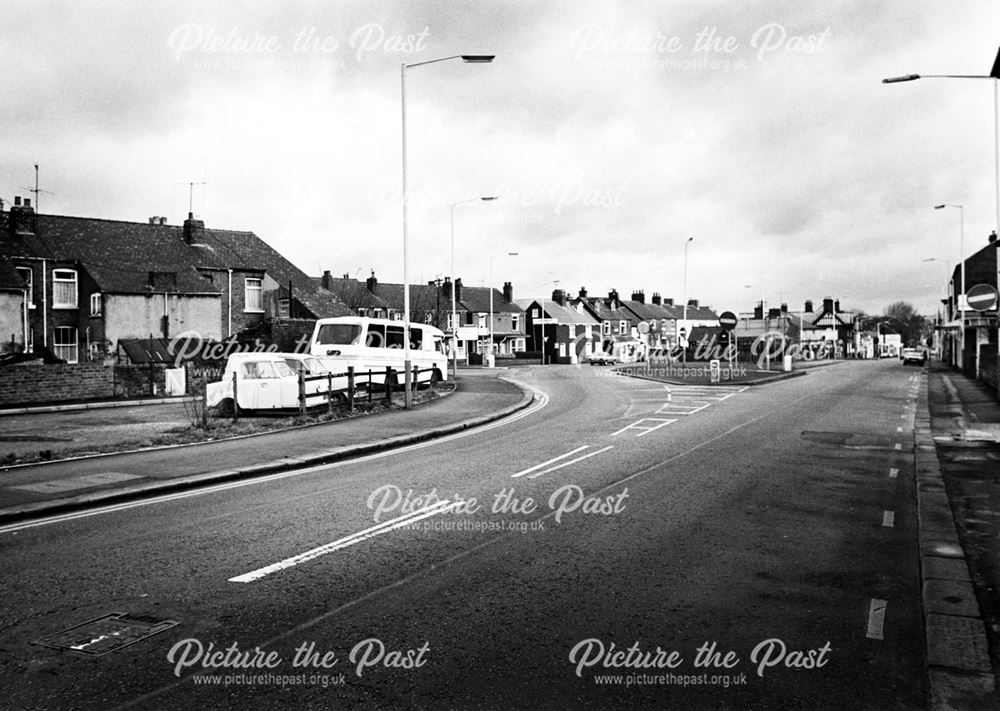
718, 311, 737, 371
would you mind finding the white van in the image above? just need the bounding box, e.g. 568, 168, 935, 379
309, 316, 448, 386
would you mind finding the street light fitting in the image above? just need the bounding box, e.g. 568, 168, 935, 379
934, 204, 946, 210
882, 74, 921, 83
482, 196, 499, 201
461, 55, 495, 63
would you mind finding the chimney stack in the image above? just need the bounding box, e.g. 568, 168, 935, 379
182, 212, 205, 244
442, 276, 453, 299
454, 278, 463, 302
321, 270, 332, 290
578, 286, 588, 300
687, 298, 699, 308
822, 297, 834, 314
9, 195, 36, 237
366, 270, 378, 295
663, 297, 674, 307
651, 293, 662, 306
804, 300, 814, 313
552, 288, 567, 306
990, 231, 998, 244
754, 302, 763, 319
631, 290, 645, 304
608, 289, 619, 305
503, 281, 513, 304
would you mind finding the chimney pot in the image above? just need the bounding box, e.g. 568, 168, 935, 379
24, 198, 30, 208
14, 196, 21, 206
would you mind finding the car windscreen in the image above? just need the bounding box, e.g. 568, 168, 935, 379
316, 323, 363, 346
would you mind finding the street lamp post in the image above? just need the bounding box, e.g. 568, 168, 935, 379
488, 252, 518, 367
682, 237, 693, 364
402, 54, 494, 408
450, 196, 498, 379
922, 257, 951, 360
934, 204, 965, 368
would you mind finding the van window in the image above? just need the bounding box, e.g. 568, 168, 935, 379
317, 323, 362, 346
410, 327, 424, 350
243, 361, 292, 379
386, 325, 405, 349
366, 324, 386, 348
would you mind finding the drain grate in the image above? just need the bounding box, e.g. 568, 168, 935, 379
34, 612, 179, 656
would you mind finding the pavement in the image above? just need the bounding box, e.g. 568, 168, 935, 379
571, 355, 1000, 709
921, 360, 1000, 709
0, 369, 533, 525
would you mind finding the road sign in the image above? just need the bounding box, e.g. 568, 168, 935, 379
966, 284, 998, 312
718, 311, 738, 330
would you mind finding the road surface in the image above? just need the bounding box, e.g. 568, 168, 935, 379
0, 360, 926, 710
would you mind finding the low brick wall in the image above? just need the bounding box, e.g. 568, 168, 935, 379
0, 362, 169, 406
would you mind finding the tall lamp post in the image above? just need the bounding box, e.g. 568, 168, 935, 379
402, 54, 494, 408
682, 237, 693, 363
922, 256, 952, 360
450, 196, 498, 379
884, 49, 1000, 376
488, 252, 518, 367
934, 204, 965, 368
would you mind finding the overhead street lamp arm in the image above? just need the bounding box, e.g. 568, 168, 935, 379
404, 55, 495, 69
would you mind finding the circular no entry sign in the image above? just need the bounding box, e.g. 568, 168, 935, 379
718, 311, 738, 330
966, 283, 998, 312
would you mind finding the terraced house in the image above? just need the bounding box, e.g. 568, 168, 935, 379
0, 197, 348, 362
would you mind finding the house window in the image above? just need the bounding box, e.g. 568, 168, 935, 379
392, 312, 402, 321
477, 314, 487, 329
619, 320, 627, 333
53, 269, 78, 308
447, 313, 456, 331
424, 312, 434, 325
53, 326, 78, 363
532, 308, 540, 318
244, 278, 263, 312
90, 292, 102, 317
512, 314, 520, 331
16, 267, 32, 304
603, 321, 611, 335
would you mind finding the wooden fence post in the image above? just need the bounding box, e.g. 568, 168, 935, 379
348, 366, 355, 413
327, 372, 334, 416
201, 373, 208, 429
385, 367, 393, 404
298, 370, 306, 418
232, 371, 239, 423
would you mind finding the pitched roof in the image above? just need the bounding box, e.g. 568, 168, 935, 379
526, 299, 601, 325
2, 214, 217, 294
195, 229, 350, 317
0, 210, 350, 316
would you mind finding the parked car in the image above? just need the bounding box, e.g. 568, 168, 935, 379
586, 354, 620, 366
206, 353, 350, 414
900, 347, 927, 366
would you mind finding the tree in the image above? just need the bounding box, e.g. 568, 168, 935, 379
883, 301, 926, 346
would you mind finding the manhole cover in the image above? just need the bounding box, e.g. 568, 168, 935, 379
34, 612, 179, 656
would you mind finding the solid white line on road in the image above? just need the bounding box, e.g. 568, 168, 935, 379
889, 468, 899, 479
527, 446, 614, 479
866, 598, 887, 640
882, 511, 895, 527
511, 446, 589, 478
229, 500, 456, 583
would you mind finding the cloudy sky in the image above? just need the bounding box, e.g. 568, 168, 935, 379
3, 0, 999, 316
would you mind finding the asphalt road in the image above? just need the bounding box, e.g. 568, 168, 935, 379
0, 360, 926, 710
